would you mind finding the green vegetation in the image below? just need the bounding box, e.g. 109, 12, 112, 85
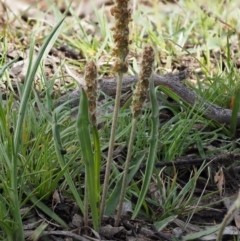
0, 0, 240, 240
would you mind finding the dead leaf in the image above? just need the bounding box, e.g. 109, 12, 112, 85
52, 189, 62, 210
72, 214, 83, 228
214, 167, 225, 197
99, 225, 125, 239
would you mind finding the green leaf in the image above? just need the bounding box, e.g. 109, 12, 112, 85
93, 125, 101, 203
154, 215, 177, 231
183, 224, 221, 241
105, 151, 145, 215
0, 57, 18, 79
132, 79, 159, 219
230, 87, 240, 138
76, 88, 100, 231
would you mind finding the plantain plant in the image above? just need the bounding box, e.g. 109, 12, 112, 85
100, 0, 131, 220
115, 46, 155, 226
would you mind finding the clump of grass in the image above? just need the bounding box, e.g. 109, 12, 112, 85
0, 17, 66, 241
100, 0, 131, 220
115, 45, 154, 226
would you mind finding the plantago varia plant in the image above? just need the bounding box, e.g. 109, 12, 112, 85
115, 46, 155, 226
100, 0, 131, 220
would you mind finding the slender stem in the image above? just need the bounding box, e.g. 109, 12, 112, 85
84, 183, 88, 226
115, 117, 137, 226
100, 72, 123, 220
216, 204, 236, 241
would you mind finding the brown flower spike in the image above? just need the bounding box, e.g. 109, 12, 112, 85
132, 46, 155, 117
84, 61, 97, 124
111, 0, 131, 73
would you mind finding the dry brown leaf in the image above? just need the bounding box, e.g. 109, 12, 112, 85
214, 167, 225, 197
99, 225, 125, 239
72, 214, 83, 228
52, 189, 61, 210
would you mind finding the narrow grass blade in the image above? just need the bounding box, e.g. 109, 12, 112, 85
183, 224, 221, 241
132, 79, 159, 219
0, 57, 18, 78
101, 123, 132, 150
76, 88, 99, 231
229, 87, 240, 138
154, 215, 177, 231
23, 186, 68, 229
33, 89, 52, 122
14, 16, 65, 148
47, 149, 82, 194
29, 222, 48, 240
52, 114, 84, 213
105, 151, 145, 216
0, 195, 13, 240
